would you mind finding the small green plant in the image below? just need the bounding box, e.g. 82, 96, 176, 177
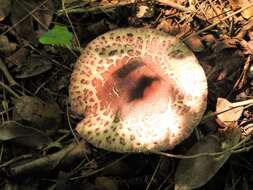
39, 24, 73, 47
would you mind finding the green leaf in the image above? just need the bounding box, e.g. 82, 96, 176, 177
39, 24, 73, 47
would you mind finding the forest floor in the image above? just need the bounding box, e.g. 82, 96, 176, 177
1, 0, 253, 190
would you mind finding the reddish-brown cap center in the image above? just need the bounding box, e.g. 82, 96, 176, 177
94, 57, 171, 118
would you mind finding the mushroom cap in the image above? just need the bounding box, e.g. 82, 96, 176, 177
69, 27, 207, 152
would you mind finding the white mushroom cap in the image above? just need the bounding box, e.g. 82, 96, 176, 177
69, 27, 207, 153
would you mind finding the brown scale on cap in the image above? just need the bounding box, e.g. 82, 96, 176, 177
69, 27, 207, 152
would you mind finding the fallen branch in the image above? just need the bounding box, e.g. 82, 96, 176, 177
0, 58, 17, 86
6, 141, 90, 177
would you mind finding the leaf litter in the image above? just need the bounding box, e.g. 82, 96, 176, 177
1, 0, 253, 189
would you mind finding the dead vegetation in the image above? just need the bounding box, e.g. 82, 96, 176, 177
1, 0, 253, 189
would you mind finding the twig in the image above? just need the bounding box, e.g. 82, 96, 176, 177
146, 158, 162, 190
0, 58, 17, 86
0, 154, 33, 168
16, 0, 50, 30
71, 154, 128, 180
201, 99, 253, 123
184, 2, 253, 39
151, 121, 253, 160
0, 81, 20, 98
66, 102, 80, 144
61, 0, 81, 50
151, 150, 227, 159
236, 20, 253, 38
150, 136, 251, 159
0, 0, 51, 36
156, 0, 188, 12
233, 56, 252, 90
8, 142, 89, 176
57, 1, 135, 15
207, 0, 229, 27
156, 0, 206, 21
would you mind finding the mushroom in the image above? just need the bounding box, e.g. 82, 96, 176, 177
69, 27, 207, 152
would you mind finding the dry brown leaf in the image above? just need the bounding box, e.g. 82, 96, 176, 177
0, 0, 11, 21
229, 0, 253, 19
0, 121, 52, 149
13, 96, 62, 134
13, 55, 53, 78
216, 98, 243, 127
11, 0, 54, 44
